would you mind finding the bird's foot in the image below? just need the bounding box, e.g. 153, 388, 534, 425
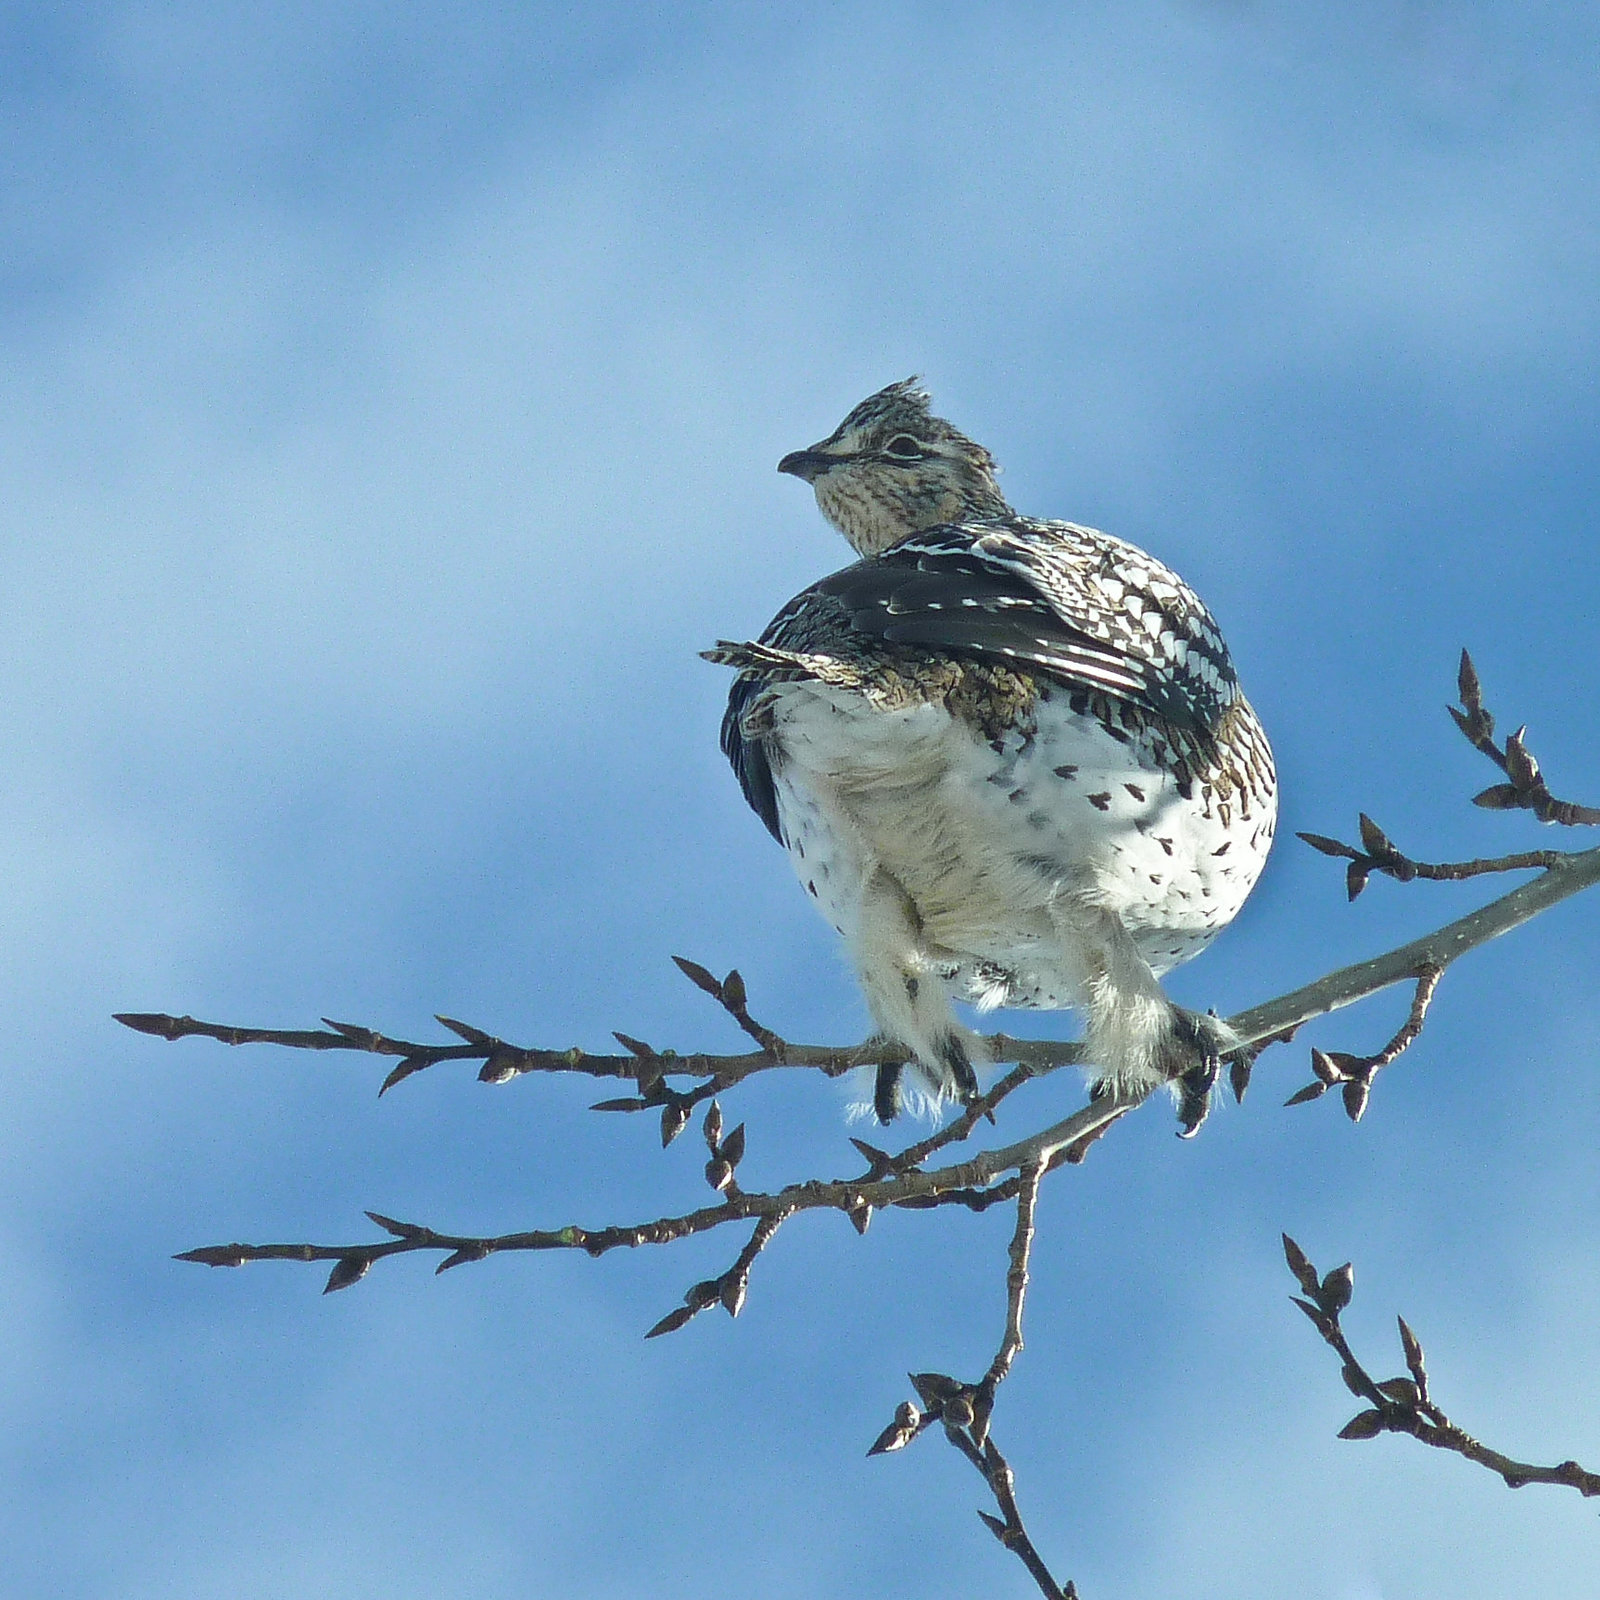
865, 1027, 983, 1124
1168, 1007, 1250, 1138
873, 1060, 903, 1124
933, 1027, 983, 1105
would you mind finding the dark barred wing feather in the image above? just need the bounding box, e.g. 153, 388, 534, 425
717, 515, 1240, 840
721, 674, 783, 841
822, 519, 1239, 734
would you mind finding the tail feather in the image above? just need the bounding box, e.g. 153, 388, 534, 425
702, 640, 865, 691
701, 639, 812, 675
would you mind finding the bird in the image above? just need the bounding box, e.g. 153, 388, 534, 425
706, 380, 1276, 1130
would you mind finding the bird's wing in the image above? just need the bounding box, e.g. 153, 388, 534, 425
819, 518, 1239, 734
711, 517, 1239, 838
720, 668, 783, 841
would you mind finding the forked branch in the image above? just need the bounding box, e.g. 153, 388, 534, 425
1297, 650, 1595, 901
1284, 1237, 1600, 1499
149, 837, 1600, 1297
1449, 649, 1600, 826
122, 652, 1600, 1594
1286, 649, 1597, 1118
869, 1163, 1077, 1599
1283, 963, 1442, 1121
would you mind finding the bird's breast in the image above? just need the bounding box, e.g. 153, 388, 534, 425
757, 675, 1275, 1003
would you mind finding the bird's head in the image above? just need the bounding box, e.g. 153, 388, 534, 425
778, 379, 1011, 556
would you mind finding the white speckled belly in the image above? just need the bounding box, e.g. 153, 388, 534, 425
763, 677, 1275, 1011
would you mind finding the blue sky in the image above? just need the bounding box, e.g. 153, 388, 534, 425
2, 5, 1599, 1596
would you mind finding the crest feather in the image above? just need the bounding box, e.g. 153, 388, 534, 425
835, 377, 931, 437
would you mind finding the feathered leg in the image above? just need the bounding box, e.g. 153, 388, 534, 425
853, 865, 986, 1114
1047, 888, 1243, 1134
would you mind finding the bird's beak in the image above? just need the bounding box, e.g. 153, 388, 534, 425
777, 447, 839, 483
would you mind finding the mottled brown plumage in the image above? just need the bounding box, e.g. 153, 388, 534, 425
710, 382, 1276, 1127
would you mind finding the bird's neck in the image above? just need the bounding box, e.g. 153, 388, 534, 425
829, 482, 1014, 558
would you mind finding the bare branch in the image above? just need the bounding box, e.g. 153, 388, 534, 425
877, 1409, 1081, 1600
115, 999, 947, 1097
671, 957, 789, 1057
150, 825, 1600, 1311
1450, 650, 1600, 825
968, 1430, 1079, 1599
1284, 962, 1442, 1121
869, 1163, 1074, 1599
887, 1064, 1036, 1172
1299, 654, 1595, 902
117, 829, 1600, 1130
1297, 816, 1565, 902
972, 1161, 1043, 1447
1283, 1237, 1600, 1499
959, 1169, 1076, 1597
173, 1091, 1142, 1292
1225, 842, 1600, 1049
644, 1207, 791, 1336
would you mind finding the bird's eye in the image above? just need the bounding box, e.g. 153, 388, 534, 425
884, 435, 923, 459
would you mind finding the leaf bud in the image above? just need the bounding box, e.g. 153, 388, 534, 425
1319, 1262, 1354, 1314
1337, 1409, 1385, 1441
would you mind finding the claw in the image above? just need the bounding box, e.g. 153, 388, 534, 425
936, 1031, 981, 1103
1171, 1007, 1238, 1137
1176, 1054, 1219, 1137
873, 1061, 903, 1124
1227, 1046, 1256, 1103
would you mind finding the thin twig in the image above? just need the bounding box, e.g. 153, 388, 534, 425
669, 957, 789, 1057
969, 1431, 1079, 1600
175, 1091, 1142, 1295
1283, 1237, 1600, 1499
644, 1205, 793, 1337
1300, 653, 1596, 902
1297, 815, 1565, 902
1450, 649, 1600, 826
892, 1175, 1024, 1214
112, 1007, 885, 1096
868, 1394, 1077, 1598
1284, 962, 1443, 1121
119, 840, 1600, 1118
868, 1170, 1073, 1599
973, 1161, 1043, 1447
889, 1064, 1037, 1171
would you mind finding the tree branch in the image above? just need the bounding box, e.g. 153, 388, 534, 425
173, 1090, 1142, 1293
125, 650, 1600, 1589
1227, 841, 1600, 1046
974, 1160, 1043, 1439
1297, 649, 1597, 902
1297, 815, 1566, 901
1283, 963, 1442, 1121
1283, 1237, 1600, 1499
1449, 648, 1600, 826
118, 836, 1600, 1118
1282, 648, 1599, 1110
146, 834, 1600, 1306
869, 1163, 1078, 1599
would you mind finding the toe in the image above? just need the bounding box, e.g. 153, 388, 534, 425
874, 1061, 903, 1124
1169, 1007, 1234, 1137
935, 1030, 981, 1102
1175, 1055, 1219, 1138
